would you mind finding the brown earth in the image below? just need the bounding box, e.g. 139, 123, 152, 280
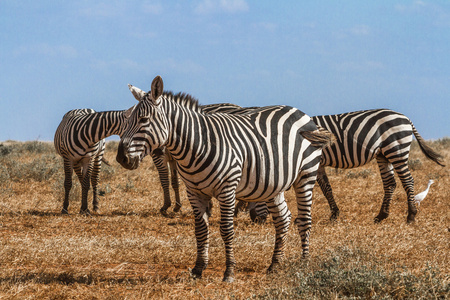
0, 140, 448, 299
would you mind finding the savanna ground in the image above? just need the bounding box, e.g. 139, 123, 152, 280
0, 139, 449, 299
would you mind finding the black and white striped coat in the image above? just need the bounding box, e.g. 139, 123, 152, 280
54, 107, 135, 214
116, 76, 333, 282
313, 109, 444, 223
249, 109, 445, 224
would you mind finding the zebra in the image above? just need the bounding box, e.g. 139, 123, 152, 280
54, 107, 136, 214
129, 84, 260, 215
116, 76, 334, 282
248, 109, 445, 224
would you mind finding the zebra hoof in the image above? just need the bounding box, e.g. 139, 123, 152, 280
222, 275, 235, 283
61, 208, 69, 215
160, 208, 170, 217
190, 267, 203, 279
406, 215, 416, 224
79, 209, 91, 215
222, 269, 235, 283
267, 262, 280, 274
329, 211, 340, 221
173, 205, 182, 213
374, 213, 388, 223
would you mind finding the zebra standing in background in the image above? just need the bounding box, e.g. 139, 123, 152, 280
249, 109, 445, 224
54, 107, 135, 214
116, 76, 334, 282
313, 109, 444, 223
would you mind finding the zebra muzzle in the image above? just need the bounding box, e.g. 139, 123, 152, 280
116, 141, 141, 170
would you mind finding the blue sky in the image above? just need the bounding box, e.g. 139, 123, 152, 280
1, 0, 449, 141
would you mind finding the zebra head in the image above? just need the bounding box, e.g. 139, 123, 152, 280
116, 75, 168, 170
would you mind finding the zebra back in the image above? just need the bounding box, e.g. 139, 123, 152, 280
312, 109, 444, 168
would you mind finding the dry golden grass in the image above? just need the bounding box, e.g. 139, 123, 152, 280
0, 140, 449, 299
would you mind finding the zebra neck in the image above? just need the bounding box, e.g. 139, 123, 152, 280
91, 110, 126, 141
163, 101, 207, 164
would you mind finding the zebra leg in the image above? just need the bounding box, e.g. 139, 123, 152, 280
393, 162, 416, 223
189, 192, 212, 280
80, 159, 94, 214
316, 165, 340, 220
374, 157, 396, 223
151, 152, 172, 215
234, 200, 247, 217
61, 159, 74, 214
90, 154, 102, 212
217, 192, 237, 283
168, 159, 182, 212
267, 193, 292, 273
292, 171, 316, 259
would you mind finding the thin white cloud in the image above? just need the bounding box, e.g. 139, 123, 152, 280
159, 58, 206, 75
395, 1, 427, 13
349, 25, 370, 36
91, 58, 141, 72
13, 44, 78, 58
142, 1, 164, 15
252, 22, 278, 33
334, 61, 386, 72
194, 0, 249, 15
78, 2, 125, 18
395, 1, 450, 27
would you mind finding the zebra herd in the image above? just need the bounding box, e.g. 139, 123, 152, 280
54, 75, 445, 282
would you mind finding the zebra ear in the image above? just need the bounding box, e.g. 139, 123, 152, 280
123, 104, 136, 119
150, 76, 164, 105
128, 84, 146, 102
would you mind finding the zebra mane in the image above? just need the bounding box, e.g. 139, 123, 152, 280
162, 91, 202, 112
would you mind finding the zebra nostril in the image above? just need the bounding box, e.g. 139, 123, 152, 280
116, 141, 128, 165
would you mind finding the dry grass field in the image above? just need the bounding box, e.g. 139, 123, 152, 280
0, 139, 449, 299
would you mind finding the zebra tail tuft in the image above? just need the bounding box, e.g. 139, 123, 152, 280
102, 157, 111, 166
411, 123, 445, 167
301, 126, 336, 149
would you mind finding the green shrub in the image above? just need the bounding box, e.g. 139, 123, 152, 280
259, 247, 449, 299
4, 154, 60, 182
346, 169, 373, 179
0, 144, 12, 157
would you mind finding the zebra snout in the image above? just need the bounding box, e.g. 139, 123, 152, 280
116, 140, 141, 170
116, 141, 130, 168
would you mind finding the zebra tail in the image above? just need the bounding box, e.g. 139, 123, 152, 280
411, 122, 445, 167
301, 126, 336, 149
101, 157, 111, 166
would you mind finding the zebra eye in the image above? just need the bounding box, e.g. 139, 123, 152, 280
139, 116, 149, 124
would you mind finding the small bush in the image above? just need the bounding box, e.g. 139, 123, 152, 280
0, 164, 10, 184
6, 154, 60, 182
346, 169, 372, 179
0, 144, 12, 157
22, 141, 49, 153
106, 141, 119, 152
259, 247, 449, 299
408, 158, 423, 171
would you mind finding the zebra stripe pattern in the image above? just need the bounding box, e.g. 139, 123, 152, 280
129, 84, 263, 215
312, 109, 444, 223
116, 76, 333, 282
250, 109, 445, 223
54, 108, 135, 214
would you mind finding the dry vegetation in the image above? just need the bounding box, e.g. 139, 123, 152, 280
0, 139, 449, 299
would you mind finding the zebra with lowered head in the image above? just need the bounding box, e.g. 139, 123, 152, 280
116, 76, 334, 282
249, 109, 445, 224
